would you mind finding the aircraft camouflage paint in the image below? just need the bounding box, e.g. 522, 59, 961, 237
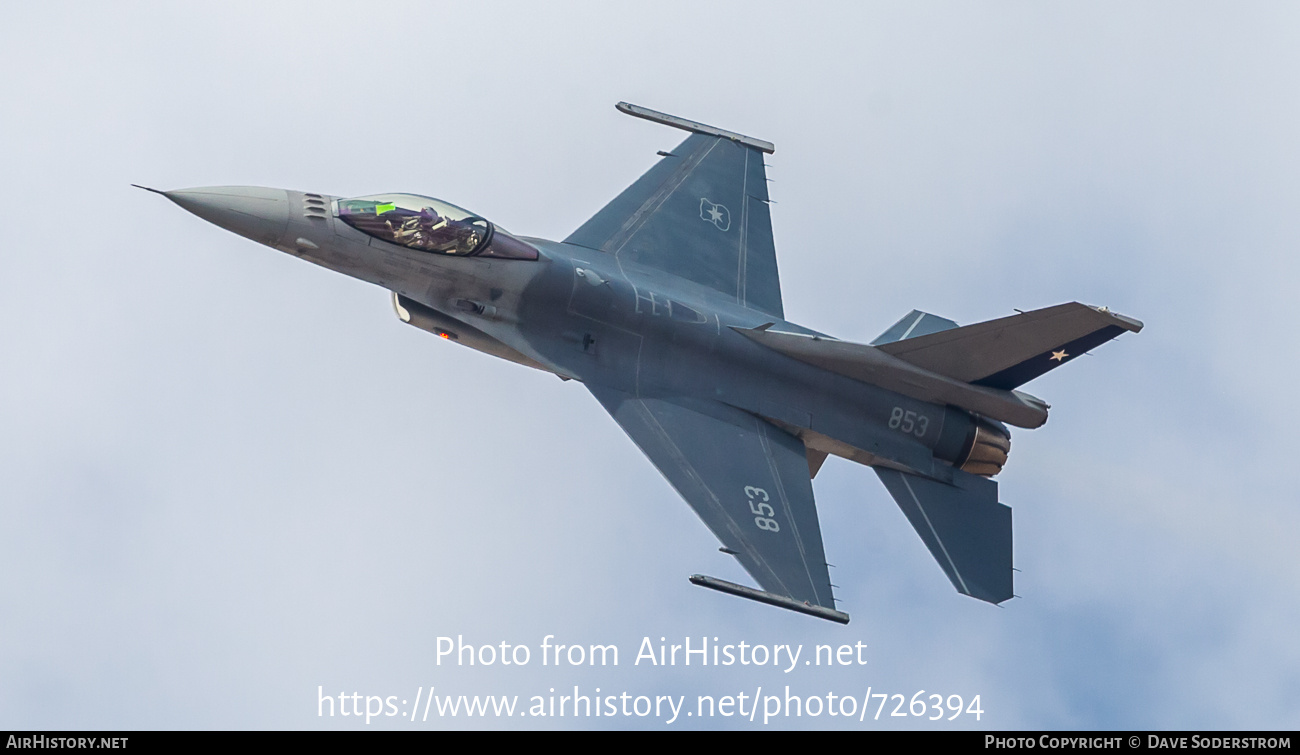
145, 103, 1141, 623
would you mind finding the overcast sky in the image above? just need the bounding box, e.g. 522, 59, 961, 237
2, 1, 1297, 730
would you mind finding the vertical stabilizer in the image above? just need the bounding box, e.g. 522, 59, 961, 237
871, 310, 960, 346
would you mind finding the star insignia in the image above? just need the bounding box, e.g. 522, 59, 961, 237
1050, 350, 1069, 362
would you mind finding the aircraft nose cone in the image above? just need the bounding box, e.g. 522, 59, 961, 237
166, 186, 290, 247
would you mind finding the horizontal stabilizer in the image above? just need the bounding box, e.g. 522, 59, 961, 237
877, 303, 1143, 390
874, 468, 1013, 604
871, 310, 959, 346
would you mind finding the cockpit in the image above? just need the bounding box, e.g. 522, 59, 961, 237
337, 194, 538, 260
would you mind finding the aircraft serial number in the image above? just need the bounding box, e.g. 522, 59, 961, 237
888, 407, 929, 438
744, 486, 780, 532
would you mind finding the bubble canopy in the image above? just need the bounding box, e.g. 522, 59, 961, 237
337, 194, 537, 259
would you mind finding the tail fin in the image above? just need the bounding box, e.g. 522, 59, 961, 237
876, 303, 1142, 390
875, 468, 1013, 604
871, 310, 959, 346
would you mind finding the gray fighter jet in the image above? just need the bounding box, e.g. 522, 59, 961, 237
144, 103, 1141, 624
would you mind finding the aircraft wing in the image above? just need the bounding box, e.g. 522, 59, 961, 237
565, 103, 783, 318
586, 383, 840, 617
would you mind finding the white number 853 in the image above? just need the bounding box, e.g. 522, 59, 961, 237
889, 407, 929, 438
744, 486, 780, 532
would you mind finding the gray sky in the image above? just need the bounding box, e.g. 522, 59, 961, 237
2, 1, 1297, 730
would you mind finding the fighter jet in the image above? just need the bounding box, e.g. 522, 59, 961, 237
144, 102, 1141, 624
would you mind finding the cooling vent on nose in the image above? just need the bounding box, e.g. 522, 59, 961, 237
302, 193, 329, 221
